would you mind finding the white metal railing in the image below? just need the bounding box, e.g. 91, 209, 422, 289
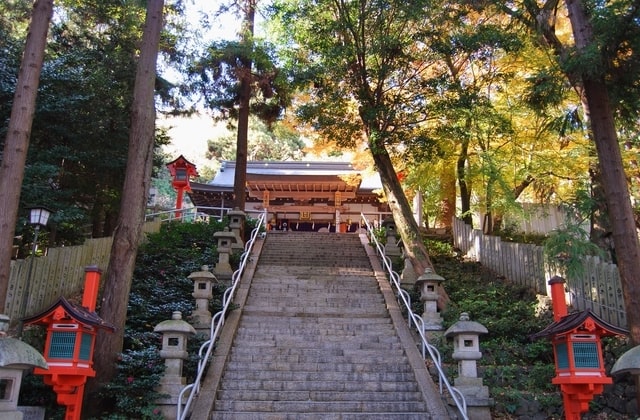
144, 207, 224, 222
145, 207, 267, 224
362, 214, 468, 420
176, 210, 267, 420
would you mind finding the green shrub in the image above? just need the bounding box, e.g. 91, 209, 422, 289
92, 347, 166, 420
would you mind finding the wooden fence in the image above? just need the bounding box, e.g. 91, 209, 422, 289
4, 237, 113, 324
452, 217, 627, 329
3, 221, 162, 326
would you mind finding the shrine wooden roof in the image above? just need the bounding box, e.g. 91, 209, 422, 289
188, 161, 385, 209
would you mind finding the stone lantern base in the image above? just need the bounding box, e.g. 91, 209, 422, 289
156, 379, 189, 419
450, 377, 493, 420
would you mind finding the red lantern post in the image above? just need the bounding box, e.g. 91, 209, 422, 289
530, 276, 628, 419
166, 155, 199, 218
23, 266, 115, 420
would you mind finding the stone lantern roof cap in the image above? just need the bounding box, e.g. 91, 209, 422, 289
214, 227, 237, 239
444, 313, 488, 337
0, 337, 48, 369
227, 208, 245, 216
154, 311, 196, 335
611, 344, 640, 376
416, 268, 445, 284
188, 266, 217, 281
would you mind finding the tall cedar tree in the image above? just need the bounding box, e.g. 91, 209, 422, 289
563, 0, 640, 346
234, 0, 256, 210
88, 0, 165, 409
0, 0, 53, 318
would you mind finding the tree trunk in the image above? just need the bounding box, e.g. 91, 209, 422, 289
88, 0, 164, 408
588, 166, 615, 262
565, 0, 640, 345
0, 0, 53, 319
369, 143, 433, 275
369, 142, 449, 308
457, 137, 472, 225
233, 0, 256, 210
438, 161, 456, 229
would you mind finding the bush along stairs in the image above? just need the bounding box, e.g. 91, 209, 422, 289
191, 230, 452, 420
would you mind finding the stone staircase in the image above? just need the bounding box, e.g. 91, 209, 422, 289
192, 231, 451, 420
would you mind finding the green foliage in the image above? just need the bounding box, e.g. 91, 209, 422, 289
205, 116, 305, 161
424, 238, 454, 257
543, 219, 605, 279
189, 39, 291, 126
433, 254, 560, 416
368, 226, 387, 245
1, 0, 187, 243
18, 219, 228, 418
92, 348, 166, 420
128, 220, 226, 329
97, 220, 227, 418
495, 222, 548, 245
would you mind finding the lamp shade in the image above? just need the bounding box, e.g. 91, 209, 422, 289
29, 206, 52, 227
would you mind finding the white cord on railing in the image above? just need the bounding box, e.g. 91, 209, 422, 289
176, 210, 267, 420
361, 214, 468, 420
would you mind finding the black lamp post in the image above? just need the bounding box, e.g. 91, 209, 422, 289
17, 206, 52, 338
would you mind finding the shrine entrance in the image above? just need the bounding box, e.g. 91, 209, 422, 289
187, 161, 390, 231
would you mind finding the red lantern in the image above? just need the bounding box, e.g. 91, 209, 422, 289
530, 276, 628, 420
166, 155, 199, 218
23, 266, 115, 420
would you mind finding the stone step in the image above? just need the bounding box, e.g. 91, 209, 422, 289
230, 332, 402, 345
222, 360, 413, 373
228, 346, 405, 358
213, 400, 428, 413
237, 314, 393, 326
245, 287, 379, 296
243, 300, 386, 310
245, 292, 383, 301
216, 389, 423, 402
254, 266, 374, 276
205, 232, 439, 419
239, 308, 390, 318
219, 370, 420, 383
245, 285, 382, 295
227, 353, 408, 364
258, 261, 372, 269
211, 413, 431, 420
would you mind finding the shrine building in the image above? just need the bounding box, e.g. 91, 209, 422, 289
187, 160, 390, 232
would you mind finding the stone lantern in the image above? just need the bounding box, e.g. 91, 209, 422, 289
188, 266, 217, 335
154, 311, 196, 419
381, 216, 401, 258
416, 268, 445, 330
213, 228, 237, 283
400, 250, 417, 288
444, 312, 492, 420
612, 344, 640, 376
0, 315, 48, 420
227, 208, 246, 251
